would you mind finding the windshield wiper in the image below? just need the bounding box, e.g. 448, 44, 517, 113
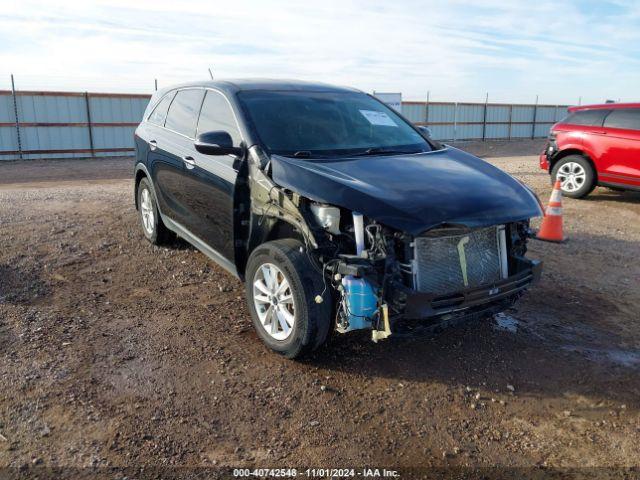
279, 151, 332, 159
291, 151, 312, 158
282, 148, 422, 159
350, 147, 419, 157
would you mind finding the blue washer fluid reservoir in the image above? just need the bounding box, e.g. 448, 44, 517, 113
341, 276, 377, 331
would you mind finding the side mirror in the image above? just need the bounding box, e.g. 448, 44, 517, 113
417, 125, 433, 138
195, 131, 243, 156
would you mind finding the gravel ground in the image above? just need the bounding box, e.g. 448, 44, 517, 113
1, 142, 639, 477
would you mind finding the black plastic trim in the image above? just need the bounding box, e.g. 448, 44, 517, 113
404, 259, 542, 319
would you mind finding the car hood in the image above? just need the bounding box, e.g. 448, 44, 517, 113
269, 147, 543, 236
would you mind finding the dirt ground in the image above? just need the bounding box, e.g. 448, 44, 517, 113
1, 141, 639, 477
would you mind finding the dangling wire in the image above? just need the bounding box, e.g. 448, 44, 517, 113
365, 223, 387, 258
317, 258, 341, 300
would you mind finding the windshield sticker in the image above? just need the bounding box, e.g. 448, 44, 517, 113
359, 110, 398, 127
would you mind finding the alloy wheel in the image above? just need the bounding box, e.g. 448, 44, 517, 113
557, 162, 586, 193
140, 188, 155, 235
252, 263, 296, 341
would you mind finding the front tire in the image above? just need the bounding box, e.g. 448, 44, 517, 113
245, 239, 331, 359
551, 155, 595, 199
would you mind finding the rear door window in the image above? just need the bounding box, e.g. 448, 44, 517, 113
147, 91, 175, 126
603, 109, 640, 131
562, 109, 610, 126
165, 89, 205, 138
197, 90, 242, 146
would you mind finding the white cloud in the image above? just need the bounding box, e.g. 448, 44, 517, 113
0, 0, 638, 104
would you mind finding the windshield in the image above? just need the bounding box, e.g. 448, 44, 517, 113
237, 91, 432, 157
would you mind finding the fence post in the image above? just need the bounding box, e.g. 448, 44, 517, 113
531, 95, 538, 139
482, 92, 488, 141
84, 92, 95, 157
507, 104, 513, 141
453, 102, 457, 142
10, 74, 23, 160
425, 90, 430, 125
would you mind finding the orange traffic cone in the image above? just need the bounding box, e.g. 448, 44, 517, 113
536, 180, 565, 242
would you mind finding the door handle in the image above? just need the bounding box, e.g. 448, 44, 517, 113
149, 140, 157, 151
183, 156, 196, 169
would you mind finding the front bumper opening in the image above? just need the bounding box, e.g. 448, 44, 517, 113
402, 257, 542, 319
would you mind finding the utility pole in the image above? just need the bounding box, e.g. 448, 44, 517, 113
208, 68, 214, 80
154, 79, 158, 91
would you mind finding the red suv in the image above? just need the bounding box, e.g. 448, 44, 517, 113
539, 103, 640, 198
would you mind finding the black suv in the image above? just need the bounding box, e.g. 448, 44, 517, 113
134, 80, 543, 358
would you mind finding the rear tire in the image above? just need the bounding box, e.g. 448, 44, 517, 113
137, 177, 174, 245
245, 239, 332, 359
551, 155, 595, 199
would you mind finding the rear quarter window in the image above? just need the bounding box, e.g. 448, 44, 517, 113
165, 89, 206, 138
562, 109, 611, 126
603, 109, 640, 131
147, 91, 176, 126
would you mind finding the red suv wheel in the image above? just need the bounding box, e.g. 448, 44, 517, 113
551, 155, 596, 199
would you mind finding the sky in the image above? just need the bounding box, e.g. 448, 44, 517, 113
0, 0, 639, 104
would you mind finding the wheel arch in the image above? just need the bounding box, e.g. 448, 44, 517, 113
238, 216, 310, 279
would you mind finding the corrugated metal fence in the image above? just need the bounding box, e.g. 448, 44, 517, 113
401, 101, 569, 141
0, 90, 150, 160
0, 89, 569, 160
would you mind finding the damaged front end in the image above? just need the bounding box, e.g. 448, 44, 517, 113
245, 146, 542, 342
319, 214, 542, 341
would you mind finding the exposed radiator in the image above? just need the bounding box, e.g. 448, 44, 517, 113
413, 226, 508, 295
